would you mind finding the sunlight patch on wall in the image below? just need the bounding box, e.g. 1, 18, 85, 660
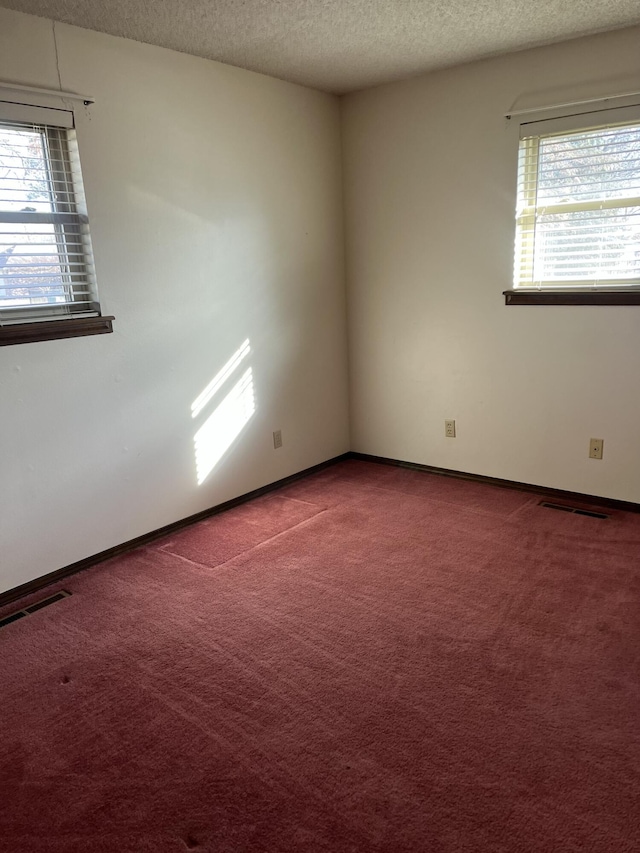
194, 367, 255, 485
191, 339, 251, 419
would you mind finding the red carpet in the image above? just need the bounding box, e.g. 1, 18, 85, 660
2, 460, 640, 851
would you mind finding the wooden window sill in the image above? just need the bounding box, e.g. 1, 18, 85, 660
504, 291, 640, 306
0, 316, 115, 346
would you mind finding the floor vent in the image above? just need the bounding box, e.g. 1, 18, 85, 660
0, 590, 71, 630
539, 501, 608, 519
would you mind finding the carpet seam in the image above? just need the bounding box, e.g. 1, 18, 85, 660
156, 508, 330, 572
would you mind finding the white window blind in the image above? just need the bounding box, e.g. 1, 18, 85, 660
0, 102, 99, 324
514, 109, 640, 290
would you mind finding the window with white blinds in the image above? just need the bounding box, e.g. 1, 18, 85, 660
0, 102, 100, 324
514, 108, 640, 290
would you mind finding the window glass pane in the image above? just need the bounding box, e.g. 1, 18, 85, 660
534, 206, 640, 282
0, 222, 70, 307
536, 126, 640, 206
0, 125, 54, 213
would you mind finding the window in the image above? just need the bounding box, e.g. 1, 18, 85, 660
0, 100, 113, 344
506, 104, 640, 305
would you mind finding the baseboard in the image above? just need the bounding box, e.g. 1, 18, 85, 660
348, 451, 640, 514
0, 452, 350, 610
5, 449, 638, 610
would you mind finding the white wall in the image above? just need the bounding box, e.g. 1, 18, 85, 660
342, 26, 640, 503
0, 8, 349, 594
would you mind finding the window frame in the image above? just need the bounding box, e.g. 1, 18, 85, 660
0, 98, 113, 344
504, 102, 640, 306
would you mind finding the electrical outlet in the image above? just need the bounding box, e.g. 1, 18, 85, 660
589, 438, 603, 460
273, 430, 283, 450
445, 419, 456, 438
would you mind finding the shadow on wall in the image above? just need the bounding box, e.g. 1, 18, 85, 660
192, 338, 256, 485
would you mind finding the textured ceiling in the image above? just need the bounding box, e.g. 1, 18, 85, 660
1, 0, 639, 93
